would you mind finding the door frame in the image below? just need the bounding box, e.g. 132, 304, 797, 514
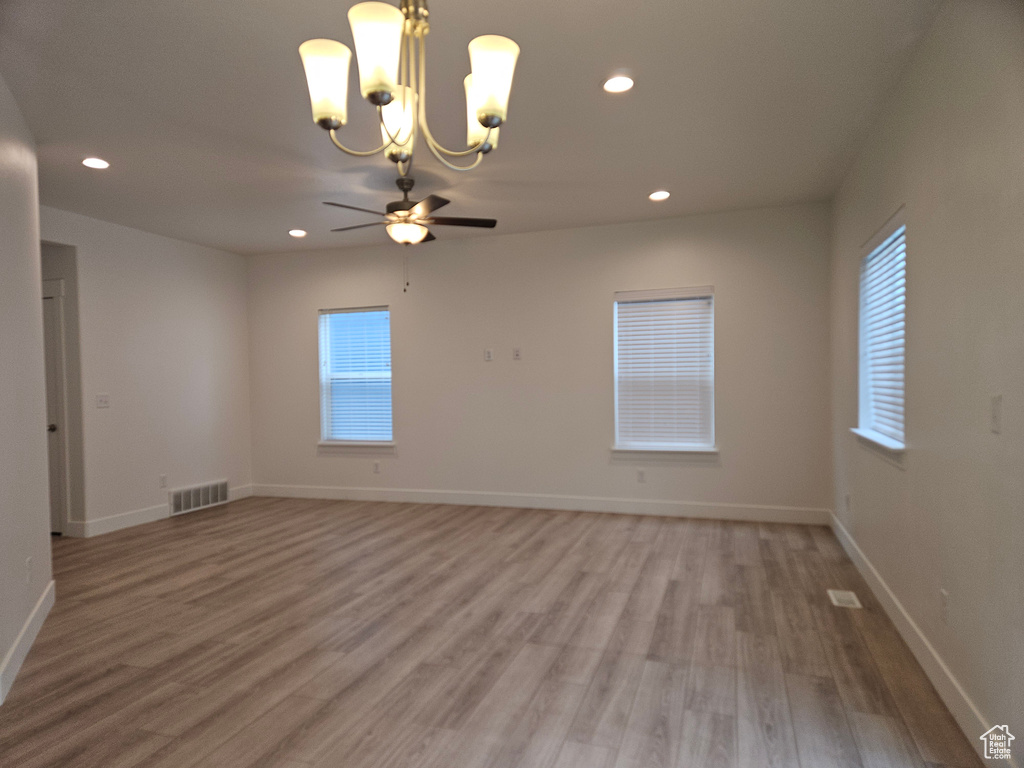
42, 278, 72, 534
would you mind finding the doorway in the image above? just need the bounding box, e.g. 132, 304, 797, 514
42, 279, 70, 534
40, 242, 85, 536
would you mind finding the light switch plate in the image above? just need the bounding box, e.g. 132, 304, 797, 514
96, 393, 110, 409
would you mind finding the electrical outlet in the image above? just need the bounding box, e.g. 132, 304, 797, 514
25, 556, 32, 585
637, 469, 646, 483
484, 349, 493, 362
373, 461, 380, 474
159, 474, 168, 489
940, 588, 950, 624
512, 347, 521, 361
96, 393, 110, 409
991, 394, 1002, 434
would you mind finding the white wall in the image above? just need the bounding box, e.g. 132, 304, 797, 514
0, 74, 54, 704
831, 0, 1024, 753
249, 203, 833, 522
40, 207, 254, 537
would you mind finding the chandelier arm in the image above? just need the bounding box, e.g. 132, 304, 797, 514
404, 24, 413, 92
399, 22, 409, 90
378, 109, 404, 147
394, 30, 415, 150
415, 29, 489, 159
400, 31, 417, 179
422, 128, 489, 157
379, 24, 414, 151
328, 123, 391, 158
423, 141, 486, 172
373, 26, 416, 156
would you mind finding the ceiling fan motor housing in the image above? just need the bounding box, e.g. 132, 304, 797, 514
388, 177, 417, 215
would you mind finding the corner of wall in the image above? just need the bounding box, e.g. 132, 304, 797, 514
0, 581, 55, 705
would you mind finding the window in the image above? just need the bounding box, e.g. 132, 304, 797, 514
857, 223, 906, 450
614, 287, 715, 451
318, 307, 393, 442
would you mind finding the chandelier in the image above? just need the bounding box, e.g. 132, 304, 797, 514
299, 0, 519, 175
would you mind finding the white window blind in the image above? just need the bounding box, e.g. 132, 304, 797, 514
614, 287, 715, 450
859, 224, 906, 448
319, 307, 393, 442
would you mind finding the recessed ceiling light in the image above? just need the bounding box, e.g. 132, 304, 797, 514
649, 190, 670, 201
603, 75, 634, 93
82, 157, 110, 169
288, 229, 308, 238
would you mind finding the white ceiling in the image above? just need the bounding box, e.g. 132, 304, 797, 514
0, 0, 942, 255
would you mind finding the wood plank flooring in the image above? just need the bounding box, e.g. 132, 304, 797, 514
0, 497, 982, 768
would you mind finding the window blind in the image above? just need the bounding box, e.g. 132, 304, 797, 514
859, 225, 906, 446
614, 288, 714, 450
319, 307, 392, 442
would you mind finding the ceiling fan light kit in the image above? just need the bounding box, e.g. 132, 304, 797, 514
386, 221, 430, 244
299, 0, 519, 175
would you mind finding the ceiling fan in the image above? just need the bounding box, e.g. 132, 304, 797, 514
324, 177, 496, 245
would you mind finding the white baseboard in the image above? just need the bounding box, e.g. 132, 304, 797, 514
252, 483, 830, 525
65, 502, 168, 538
64, 483, 256, 538
0, 580, 55, 706
230, 484, 254, 501
830, 514, 1002, 767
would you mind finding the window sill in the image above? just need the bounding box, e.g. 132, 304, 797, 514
850, 428, 905, 455
317, 440, 396, 455
612, 444, 719, 455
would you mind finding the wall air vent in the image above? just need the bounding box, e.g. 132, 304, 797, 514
170, 480, 229, 516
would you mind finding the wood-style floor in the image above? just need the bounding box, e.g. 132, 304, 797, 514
0, 497, 981, 768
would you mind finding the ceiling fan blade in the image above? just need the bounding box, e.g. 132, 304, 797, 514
323, 201, 387, 217
330, 222, 387, 232
422, 231, 436, 242
409, 195, 450, 218
419, 216, 497, 228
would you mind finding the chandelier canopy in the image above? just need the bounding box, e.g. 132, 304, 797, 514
299, 0, 519, 175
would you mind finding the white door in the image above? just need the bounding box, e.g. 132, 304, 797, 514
42, 280, 69, 534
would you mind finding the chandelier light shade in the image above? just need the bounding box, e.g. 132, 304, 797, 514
467, 35, 520, 125
299, 0, 519, 174
464, 75, 498, 149
386, 221, 430, 244
298, 39, 352, 127
347, 2, 405, 103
